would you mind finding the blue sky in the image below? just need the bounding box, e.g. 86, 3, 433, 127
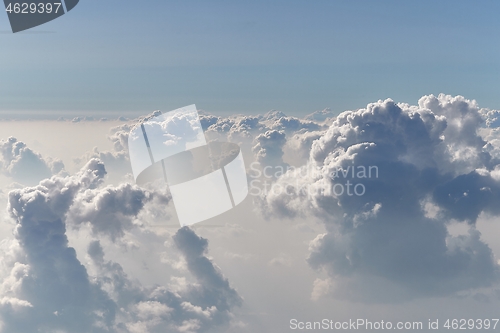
1, 0, 499, 116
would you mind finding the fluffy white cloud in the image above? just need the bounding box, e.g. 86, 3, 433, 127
252, 130, 288, 168
67, 183, 154, 241
284, 130, 325, 165
259, 94, 500, 301
0, 137, 65, 185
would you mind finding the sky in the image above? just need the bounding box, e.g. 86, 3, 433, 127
1, 1, 500, 333
1, 0, 500, 116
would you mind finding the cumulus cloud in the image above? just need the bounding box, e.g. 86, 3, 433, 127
269, 116, 323, 133
252, 130, 288, 169
261, 110, 287, 121
74, 122, 134, 184
71, 116, 96, 122
259, 94, 500, 301
200, 109, 331, 169
199, 113, 220, 131
3, 159, 114, 332
202, 114, 265, 150
0, 159, 241, 332
0, 137, 65, 185
305, 108, 336, 123
89, 230, 241, 333
284, 130, 325, 166
67, 183, 154, 241
173, 227, 243, 314
39, 97, 500, 307
77, 109, 219, 185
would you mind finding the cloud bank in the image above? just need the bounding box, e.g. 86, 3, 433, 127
3, 94, 499, 333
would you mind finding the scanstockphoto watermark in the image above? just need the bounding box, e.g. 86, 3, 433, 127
249, 162, 379, 197
290, 318, 424, 330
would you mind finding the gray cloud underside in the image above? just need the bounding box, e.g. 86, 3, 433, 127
1, 159, 241, 332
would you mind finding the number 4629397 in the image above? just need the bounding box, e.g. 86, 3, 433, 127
5, 3, 62, 14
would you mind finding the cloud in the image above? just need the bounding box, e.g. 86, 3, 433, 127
268, 253, 292, 267
74, 123, 134, 184
3, 159, 114, 332
88, 235, 241, 333
141, 110, 203, 154
284, 130, 325, 165
0, 159, 242, 332
261, 110, 287, 121
173, 227, 243, 313
72, 116, 96, 122
199, 110, 329, 169
0, 137, 65, 185
203, 114, 266, 149
269, 116, 323, 133
199, 114, 220, 131
67, 183, 155, 241
210, 112, 335, 176
305, 108, 336, 123
252, 130, 288, 168
259, 94, 500, 302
